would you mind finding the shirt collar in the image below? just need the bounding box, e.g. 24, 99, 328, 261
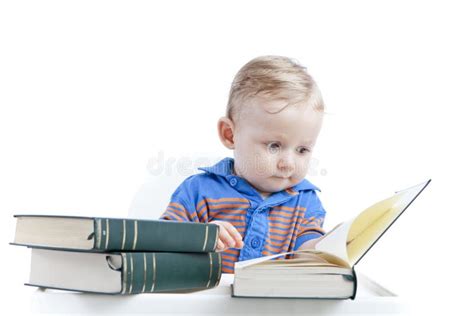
197, 157, 234, 177
198, 157, 321, 192
293, 178, 321, 192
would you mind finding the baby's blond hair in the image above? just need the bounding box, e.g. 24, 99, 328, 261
226, 55, 325, 122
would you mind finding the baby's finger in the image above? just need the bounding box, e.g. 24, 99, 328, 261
218, 226, 236, 248
216, 239, 225, 251
221, 222, 243, 248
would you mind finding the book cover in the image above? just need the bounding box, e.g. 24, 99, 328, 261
13, 215, 219, 253
27, 247, 222, 294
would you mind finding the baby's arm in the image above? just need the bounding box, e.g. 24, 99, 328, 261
293, 237, 323, 259
160, 179, 243, 251
293, 190, 326, 258
297, 237, 322, 250
160, 181, 200, 222
209, 220, 244, 251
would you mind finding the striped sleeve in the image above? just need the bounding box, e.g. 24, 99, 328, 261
159, 180, 200, 222
294, 190, 326, 250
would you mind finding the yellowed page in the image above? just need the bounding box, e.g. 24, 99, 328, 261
346, 181, 428, 265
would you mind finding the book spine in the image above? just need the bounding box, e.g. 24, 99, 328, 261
94, 219, 219, 253
351, 267, 358, 300
120, 252, 221, 294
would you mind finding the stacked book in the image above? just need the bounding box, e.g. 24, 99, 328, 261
11, 215, 221, 294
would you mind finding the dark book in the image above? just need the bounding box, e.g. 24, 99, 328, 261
232, 180, 431, 299
13, 215, 219, 253
27, 248, 221, 294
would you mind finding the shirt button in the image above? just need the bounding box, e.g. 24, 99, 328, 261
250, 237, 260, 249
229, 177, 238, 187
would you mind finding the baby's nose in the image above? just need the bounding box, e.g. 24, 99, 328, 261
277, 157, 295, 173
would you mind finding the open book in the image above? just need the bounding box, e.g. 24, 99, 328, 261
232, 179, 431, 299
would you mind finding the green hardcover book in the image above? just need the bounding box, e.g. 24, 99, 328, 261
13, 215, 219, 253
26, 248, 222, 294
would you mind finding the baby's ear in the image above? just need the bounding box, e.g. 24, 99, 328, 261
217, 117, 235, 150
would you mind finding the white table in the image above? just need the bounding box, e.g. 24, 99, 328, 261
29, 273, 408, 315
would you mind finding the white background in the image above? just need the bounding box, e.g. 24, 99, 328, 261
1, 0, 473, 314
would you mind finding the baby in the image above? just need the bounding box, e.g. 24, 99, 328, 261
160, 55, 326, 273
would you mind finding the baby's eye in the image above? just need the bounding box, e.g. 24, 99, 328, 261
297, 147, 311, 154
267, 142, 281, 154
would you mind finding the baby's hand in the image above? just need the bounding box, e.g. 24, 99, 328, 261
209, 220, 244, 251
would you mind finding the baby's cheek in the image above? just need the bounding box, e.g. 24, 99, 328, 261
254, 153, 276, 177
295, 158, 311, 177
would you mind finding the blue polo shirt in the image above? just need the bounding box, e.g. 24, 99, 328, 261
160, 157, 326, 273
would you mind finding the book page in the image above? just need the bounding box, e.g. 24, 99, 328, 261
235, 250, 333, 270
346, 181, 428, 265
312, 219, 356, 268
235, 252, 291, 269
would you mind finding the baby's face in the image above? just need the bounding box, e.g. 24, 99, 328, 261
232, 97, 323, 196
